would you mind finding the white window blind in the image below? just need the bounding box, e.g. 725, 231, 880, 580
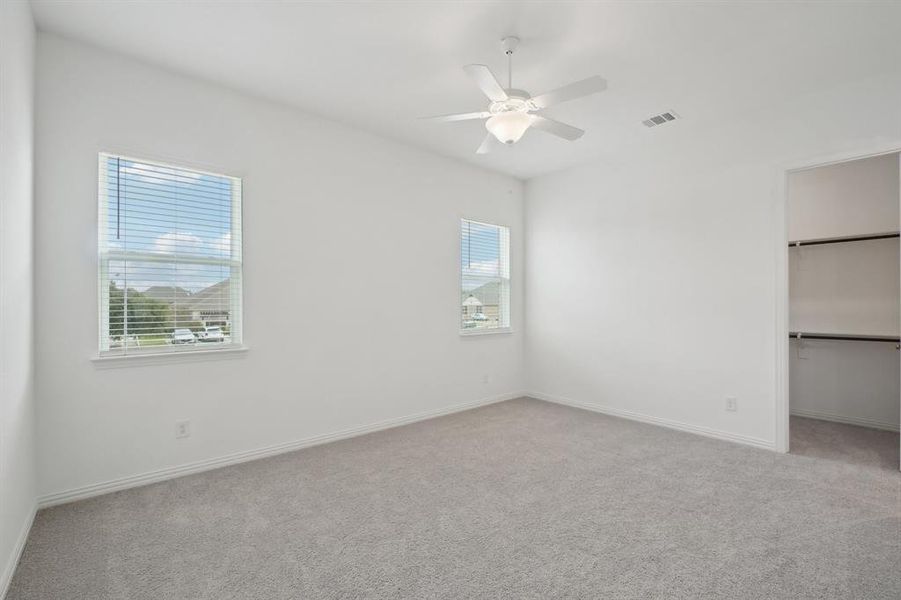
461, 218, 510, 332
98, 153, 243, 355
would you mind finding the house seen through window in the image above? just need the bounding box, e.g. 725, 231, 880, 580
98, 154, 243, 355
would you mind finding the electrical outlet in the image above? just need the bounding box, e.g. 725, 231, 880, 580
175, 420, 191, 439
482, 374, 491, 384
725, 397, 738, 412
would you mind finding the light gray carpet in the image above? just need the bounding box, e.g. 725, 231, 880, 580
790, 415, 900, 471
8, 398, 901, 599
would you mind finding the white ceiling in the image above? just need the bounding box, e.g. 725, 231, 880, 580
30, 0, 901, 180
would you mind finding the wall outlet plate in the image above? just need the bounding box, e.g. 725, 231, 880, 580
175, 420, 191, 439
725, 397, 738, 412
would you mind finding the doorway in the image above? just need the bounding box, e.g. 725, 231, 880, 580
781, 151, 901, 471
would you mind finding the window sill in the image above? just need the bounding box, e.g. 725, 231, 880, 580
459, 327, 513, 337
91, 344, 249, 368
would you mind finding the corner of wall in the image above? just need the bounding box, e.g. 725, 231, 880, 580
0, 0, 38, 596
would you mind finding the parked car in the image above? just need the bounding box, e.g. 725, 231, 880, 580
198, 326, 225, 342
170, 328, 196, 344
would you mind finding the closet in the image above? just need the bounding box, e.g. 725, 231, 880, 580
788, 152, 900, 469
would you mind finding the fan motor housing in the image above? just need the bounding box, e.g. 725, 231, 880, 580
489, 90, 533, 115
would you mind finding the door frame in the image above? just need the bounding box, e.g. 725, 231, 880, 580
774, 142, 901, 458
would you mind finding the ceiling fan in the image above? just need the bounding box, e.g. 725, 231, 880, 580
423, 37, 607, 154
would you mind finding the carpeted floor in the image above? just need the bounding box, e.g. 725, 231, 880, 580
790, 415, 900, 471
8, 398, 901, 599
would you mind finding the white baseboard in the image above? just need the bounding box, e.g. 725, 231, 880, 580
37, 391, 523, 509
1, 504, 36, 600
36, 390, 787, 509
790, 408, 900, 432
528, 391, 776, 451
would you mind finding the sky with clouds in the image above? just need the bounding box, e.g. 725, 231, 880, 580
103, 157, 237, 293
461, 219, 506, 293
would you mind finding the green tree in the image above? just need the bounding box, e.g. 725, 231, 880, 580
108, 282, 125, 338
108, 282, 174, 338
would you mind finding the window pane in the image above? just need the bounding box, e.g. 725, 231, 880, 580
98, 154, 242, 354
461, 219, 510, 331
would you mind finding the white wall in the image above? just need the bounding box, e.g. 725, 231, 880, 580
35, 34, 523, 501
0, 0, 36, 593
787, 153, 899, 241
524, 69, 901, 448
789, 339, 899, 431
787, 154, 900, 431
789, 238, 899, 335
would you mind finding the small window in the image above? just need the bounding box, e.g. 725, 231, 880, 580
460, 218, 510, 333
97, 154, 242, 356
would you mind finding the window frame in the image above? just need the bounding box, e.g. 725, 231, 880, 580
459, 217, 512, 336
96, 152, 245, 359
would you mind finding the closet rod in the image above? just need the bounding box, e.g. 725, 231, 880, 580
788, 232, 899, 247
790, 332, 901, 343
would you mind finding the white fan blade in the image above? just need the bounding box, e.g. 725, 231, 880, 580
476, 133, 495, 154
421, 111, 491, 122
463, 64, 508, 102
530, 116, 584, 141
530, 76, 607, 109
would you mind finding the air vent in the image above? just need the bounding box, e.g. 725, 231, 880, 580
642, 111, 679, 128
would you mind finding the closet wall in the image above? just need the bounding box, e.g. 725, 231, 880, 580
788, 153, 900, 431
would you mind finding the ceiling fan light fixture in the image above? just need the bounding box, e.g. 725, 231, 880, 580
421, 37, 606, 153
485, 111, 532, 144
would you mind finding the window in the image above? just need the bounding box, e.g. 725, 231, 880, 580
98, 154, 242, 356
460, 218, 510, 333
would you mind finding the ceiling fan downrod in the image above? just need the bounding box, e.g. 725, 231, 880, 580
502, 36, 519, 91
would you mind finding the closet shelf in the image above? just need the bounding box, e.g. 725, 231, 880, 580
790, 331, 900, 343
787, 232, 899, 247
